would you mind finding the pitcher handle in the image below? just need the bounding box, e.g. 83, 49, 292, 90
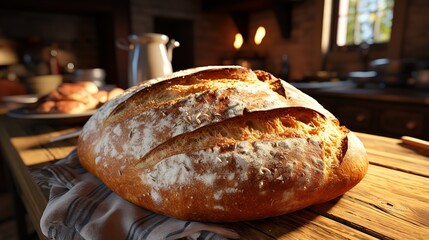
167, 39, 180, 62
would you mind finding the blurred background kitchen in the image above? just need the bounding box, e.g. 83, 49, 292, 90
1, 0, 429, 239
0, 0, 429, 139
0, 0, 428, 145
0, 1, 420, 81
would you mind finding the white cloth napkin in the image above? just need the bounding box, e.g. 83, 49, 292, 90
33, 149, 239, 240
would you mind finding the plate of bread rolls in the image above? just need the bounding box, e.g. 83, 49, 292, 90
7, 81, 124, 123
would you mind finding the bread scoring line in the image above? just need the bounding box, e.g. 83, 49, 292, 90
92, 83, 289, 165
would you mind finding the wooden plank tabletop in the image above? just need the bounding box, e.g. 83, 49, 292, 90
1, 114, 428, 240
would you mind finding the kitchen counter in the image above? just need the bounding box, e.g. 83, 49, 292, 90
293, 82, 429, 141
0, 114, 428, 239
298, 83, 429, 105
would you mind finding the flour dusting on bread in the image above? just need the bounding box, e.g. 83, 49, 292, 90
78, 66, 368, 222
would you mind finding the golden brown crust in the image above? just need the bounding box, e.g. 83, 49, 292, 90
37, 100, 56, 113
78, 66, 368, 222
76, 81, 99, 94
323, 132, 369, 200
93, 90, 108, 104
47, 82, 93, 103
107, 88, 125, 101
55, 100, 87, 114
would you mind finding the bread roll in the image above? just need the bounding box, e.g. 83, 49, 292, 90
37, 100, 56, 113
32, 81, 124, 114
47, 82, 95, 103
77, 66, 368, 222
76, 81, 99, 94
93, 90, 108, 104
107, 87, 125, 100
55, 100, 87, 114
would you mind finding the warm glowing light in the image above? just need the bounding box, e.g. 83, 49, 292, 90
233, 33, 244, 50
254, 26, 266, 45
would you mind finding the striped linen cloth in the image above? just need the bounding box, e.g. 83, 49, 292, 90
33, 149, 239, 240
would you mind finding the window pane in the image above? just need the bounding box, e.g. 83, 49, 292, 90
377, 8, 393, 42
358, 0, 377, 13
346, 15, 356, 45
385, 0, 394, 9
335, 0, 394, 46
357, 12, 374, 44
348, 0, 358, 14
377, 0, 388, 10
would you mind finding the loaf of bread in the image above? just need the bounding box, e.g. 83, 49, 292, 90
77, 66, 368, 222
34, 81, 124, 114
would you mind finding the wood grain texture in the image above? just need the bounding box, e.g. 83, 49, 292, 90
241, 210, 377, 240
355, 132, 429, 177
312, 164, 429, 239
8, 123, 79, 166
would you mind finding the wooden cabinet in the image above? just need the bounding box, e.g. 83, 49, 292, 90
379, 110, 424, 138
336, 105, 372, 131
300, 87, 429, 140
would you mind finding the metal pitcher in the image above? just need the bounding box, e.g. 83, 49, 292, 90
118, 33, 180, 87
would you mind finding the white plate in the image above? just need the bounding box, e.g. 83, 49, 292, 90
1, 94, 42, 104
7, 107, 95, 123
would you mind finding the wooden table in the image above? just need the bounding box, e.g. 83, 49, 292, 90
1, 114, 428, 240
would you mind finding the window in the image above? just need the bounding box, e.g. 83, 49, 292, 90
335, 0, 395, 47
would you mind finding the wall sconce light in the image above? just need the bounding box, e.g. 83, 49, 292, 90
234, 33, 244, 50
254, 26, 266, 45
0, 38, 18, 66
